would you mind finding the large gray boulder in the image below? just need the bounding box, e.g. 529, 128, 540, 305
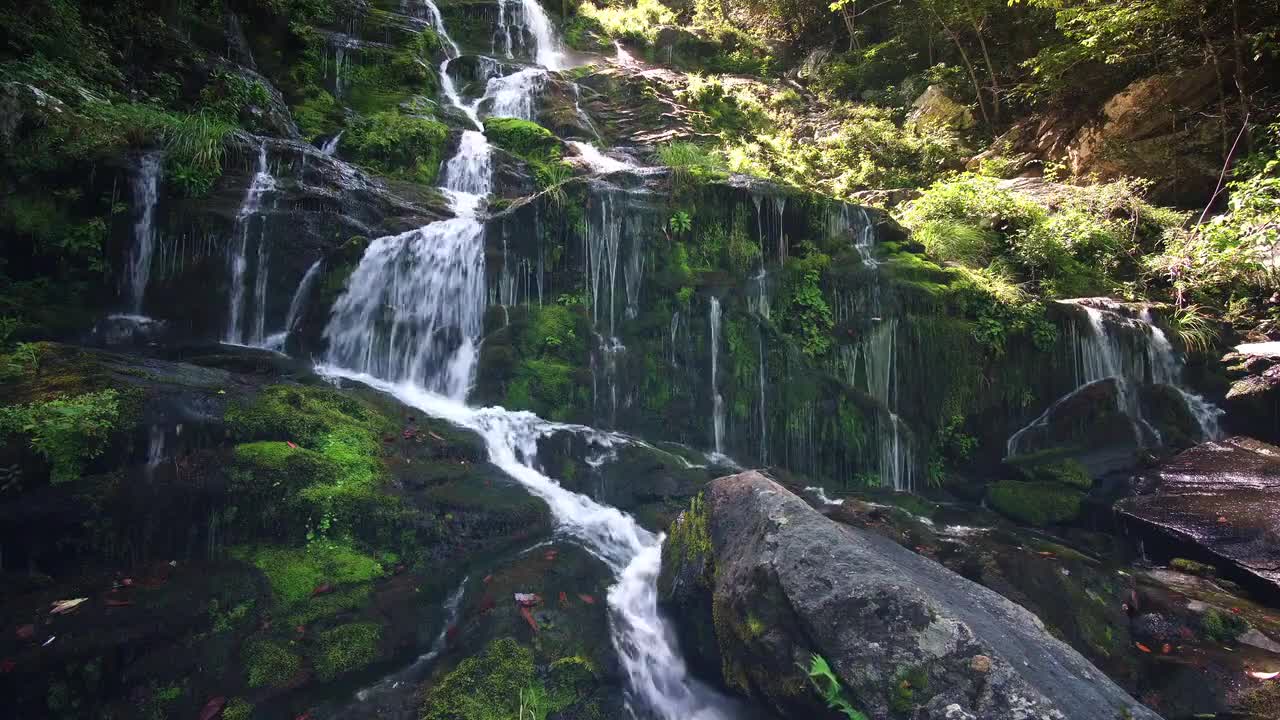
660, 471, 1161, 720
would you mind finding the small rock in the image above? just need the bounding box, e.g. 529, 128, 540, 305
969, 655, 992, 674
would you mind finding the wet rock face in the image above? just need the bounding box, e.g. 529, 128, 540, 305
1118, 437, 1280, 600
1223, 343, 1280, 444
665, 471, 1159, 720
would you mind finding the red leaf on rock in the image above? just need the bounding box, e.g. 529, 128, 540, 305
287, 441, 298, 449
1135, 642, 1153, 653
104, 598, 134, 607
310, 584, 333, 597
479, 594, 496, 613
559, 591, 569, 607
519, 606, 539, 633
15, 624, 35, 641
197, 696, 226, 720
1161, 644, 1172, 654
578, 594, 595, 605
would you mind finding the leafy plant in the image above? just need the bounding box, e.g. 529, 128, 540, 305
804, 653, 866, 720
669, 210, 693, 235
1170, 305, 1220, 355
0, 389, 122, 483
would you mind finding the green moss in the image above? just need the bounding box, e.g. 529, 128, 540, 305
1202, 608, 1249, 644
222, 698, 254, 720
314, 622, 382, 681
1169, 558, 1217, 577
244, 638, 302, 688
421, 638, 536, 720
236, 543, 384, 605
287, 586, 373, 627
667, 493, 713, 568
483, 117, 560, 163
889, 666, 930, 713
344, 111, 449, 184
987, 480, 1083, 526
1009, 456, 1093, 489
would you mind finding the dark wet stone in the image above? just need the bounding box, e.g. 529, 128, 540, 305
1118, 437, 1280, 599
664, 471, 1159, 720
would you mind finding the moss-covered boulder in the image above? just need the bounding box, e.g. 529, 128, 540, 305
344, 111, 450, 184
987, 479, 1084, 527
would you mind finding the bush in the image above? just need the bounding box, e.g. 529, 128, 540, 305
0, 389, 121, 483
344, 111, 449, 184
578, 0, 675, 43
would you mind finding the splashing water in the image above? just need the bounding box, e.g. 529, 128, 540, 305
320, 131, 343, 156
263, 258, 323, 351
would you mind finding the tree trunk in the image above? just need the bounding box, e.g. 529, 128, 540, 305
931, 7, 991, 127
970, 13, 1001, 125
1230, 0, 1252, 152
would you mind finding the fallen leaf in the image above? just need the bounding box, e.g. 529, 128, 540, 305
1135, 642, 1153, 653
197, 697, 227, 720
1161, 644, 1172, 654
311, 583, 334, 597
1218, 516, 1229, 524
1248, 670, 1280, 680
519, 606, 539, 633
104, 598, 134, 608
41, 636, 55, 647
559, 591, 569, 607
578, 594, 596, 605
15, 624, 35, 641
482, 575, 493, 584
287, 441, 298, 449
50, 598, 87, 615
429, 432, 445, 442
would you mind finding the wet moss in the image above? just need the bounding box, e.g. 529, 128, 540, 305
342, 111, 449, 184
1241, 680, 1280, 719
987, 480, 1083, 526
1169, 557, 1217, 577
666, 493, 712, 569
421, 637, 536, 720
314, 622, 382, 680
1202, 607, 1249, 643
287, 586, 373, 627
236, 543, 384, 605
243, 638, 302, 688
483, 117, 561, 163
889, 665, 930, 713
222, 698, 254, 720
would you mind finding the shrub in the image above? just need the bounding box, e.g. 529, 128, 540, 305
484, 118, 560, 163
578, 0, 675, 43
0, 389, 121, 483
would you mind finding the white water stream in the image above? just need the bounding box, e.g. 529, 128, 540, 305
225, 144, 276, 345
125, 151, 163, 315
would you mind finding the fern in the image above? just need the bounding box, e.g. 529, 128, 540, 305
805, 653, 867, 720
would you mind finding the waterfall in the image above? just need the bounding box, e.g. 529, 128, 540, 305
125, 152, 162, 315
484, 67, 547, 120
757, 333, 768, 465
709, 297, 725, 456
263, 258, 323, 351
516, 0, 565, 70
585, 190, 623, 335
251, 230, 271, 345
320, 131, 343, 156
1007, 301, 1226, 457
567, 140, 634, 174
828, 203, 877, 267
225, 144, 275, 345
322, 134, 489, 400
834, 318, 915, 491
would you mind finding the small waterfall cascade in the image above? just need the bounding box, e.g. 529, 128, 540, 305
320, 131, 343, 156
567, 140, 635, 174
263, 258, 323, 351
225, 144, 276, 345
828, 203, 878, 267
585, 189, 624, 336
834, 319, 915, 491
323, 134, 490, 401
757, 333, 768, 464
709, 297, 726, 456
1007, 300, 1226, 457
124, 151, 163, 316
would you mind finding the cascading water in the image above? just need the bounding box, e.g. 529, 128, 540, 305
323, 134, 490, 400
225, 144, 275, 345
320, 131, 343, 156
124, 151, 162, 315
1007, 301, 1226, 457
709, 297, 726, 456
263, 258, 323, 351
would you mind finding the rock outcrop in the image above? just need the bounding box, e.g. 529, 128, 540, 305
660, 471, 1160, 720
1118, 436, 1280, 600
1222, 342, 1280, 443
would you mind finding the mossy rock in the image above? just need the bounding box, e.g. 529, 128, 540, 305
1169, 558, 1217, 578
987, 480, 1084, 526
421, 638, 537, 720
313, 622, 382, 680
344, 111, 449, 184
1009, 456, 1094, 490
243, 638, 302, 688
483, 117, 561, 163
236, 543, 385, 605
